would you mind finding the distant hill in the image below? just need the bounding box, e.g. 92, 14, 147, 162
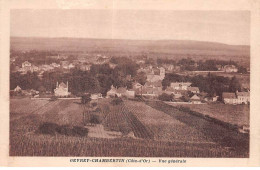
10, 37, 250, 59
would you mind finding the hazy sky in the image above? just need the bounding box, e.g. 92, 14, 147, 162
11, 10, 250, 45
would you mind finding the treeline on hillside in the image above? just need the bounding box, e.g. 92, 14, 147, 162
157, 58, 246, 72
10, 57, 140, 96
11, 50, 60, 65
162, 73, 242, 100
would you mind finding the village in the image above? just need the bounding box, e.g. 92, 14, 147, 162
10, 52, 250, 106
10, 51, 250, 157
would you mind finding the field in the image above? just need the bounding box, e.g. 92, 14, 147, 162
166, 103, 249, 127
10, 97, 249, 157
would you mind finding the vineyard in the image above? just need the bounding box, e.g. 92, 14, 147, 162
101, 101, 154, 139
9, 97, 249, 157
145, 100, 249, 155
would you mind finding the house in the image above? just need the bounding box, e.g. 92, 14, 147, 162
54, 81, 71, 97
14, 86, 22, 92
142, 81, 163, 97
212, 96, 219, 102
222, 91, 250, 104
216, 65, 223, 71
146, 67, 165, 82
106, 85, 134, 98
95, 56, 110, 64
136, 60, 145, 65
116, 87, 127, 97
60, 61, 69, 69
109, 63, 117, 69
133, 82, 143, 95
106, 85, 118, 97
223, 65, 238, 73
68, 63, 75, 69
236, 91, 250, 104
170, 82, 192, 90
222, 92, 238, 104
22, 61, 31, 68
187, 87, 200, 94
79, 64, 91, 71
91, 93, 102, 100
124, 90, 135, 98
164, 87, 183, 99
50, 63, 60, 68
190, 94, 201, 104
162, 64, 174, 72
32, 65, 39, 72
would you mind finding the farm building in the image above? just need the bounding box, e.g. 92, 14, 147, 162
222, 91, 250, 105
54, 81, 71, 97
222, 92, 238, 104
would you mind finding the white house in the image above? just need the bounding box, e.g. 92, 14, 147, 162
54, 81, 71, 97
14, 86, 22, 92
22, 61, 31, 68
236, 91, 250, 104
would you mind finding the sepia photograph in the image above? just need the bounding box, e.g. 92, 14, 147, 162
9, 9, 251, 158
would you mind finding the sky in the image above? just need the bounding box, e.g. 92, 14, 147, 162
10, 10, 250, 45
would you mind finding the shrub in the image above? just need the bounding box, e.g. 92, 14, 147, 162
158, 93, 173, 101
91, 102, 97, 107
178, 106, 191, 112
37, 122, 88, 137
111, 97, 123, 105
90, 114, 101, 124
72, 126, 89, 137
37, 122, 60, 135
49, 96, 58, 101
93, 107, 101, 112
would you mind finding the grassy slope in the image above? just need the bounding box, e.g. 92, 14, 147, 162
11, 37, 250, 58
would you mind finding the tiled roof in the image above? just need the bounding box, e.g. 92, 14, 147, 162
59, 82, 67, 88
117, 87, 127, 93
187, 87, 199, 91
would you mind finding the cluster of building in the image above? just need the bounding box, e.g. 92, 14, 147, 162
10, 85, 40, 97
222, 91, 250, 104
216, 64, 238, 73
